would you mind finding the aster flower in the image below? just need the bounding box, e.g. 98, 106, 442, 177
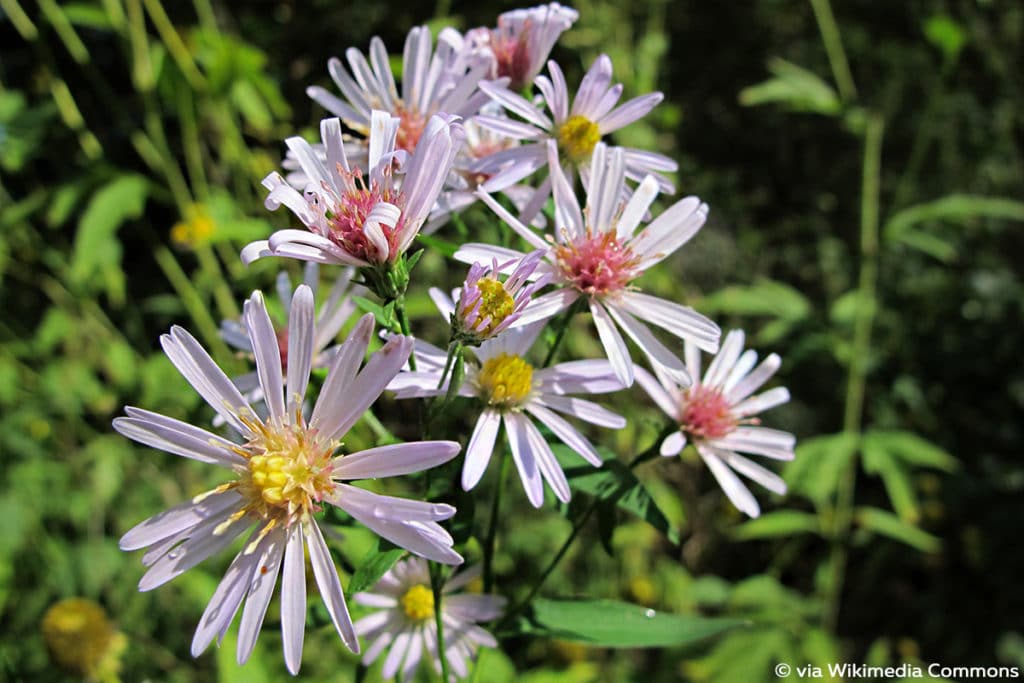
307, 26, 493, 154
219, 263, 360, 416
114, 290, 463, 674
424, 113, 542, 234
473, 53, 677, 224
456, 141, 720, 389
452, 3, 579, 91
635, 329, 795, 518
353, 559, 505, 681
447, 250, 550, 345
241, 111, 464, 279
389, 318, 625, 507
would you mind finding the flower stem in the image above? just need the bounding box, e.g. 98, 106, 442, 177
808, 0, 857, 104
500, 431, 669, 625
430, 563, 451, 683
825, 111, 884, 632
483, 445, 509, 593
542, 298, 585, 367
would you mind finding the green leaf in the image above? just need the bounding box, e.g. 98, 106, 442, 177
526, 598, 744, 648
732, 510, 821, 541
555, 445, 679, 544
855, 507, 940, 553
884, 195, 1024, 260
701, 278, 811, 322
346, 540, 404, 598
738, 58, 841, 116
923, 15, 967, 63
864, 430, 957, 471
69, 174, 148, 285
861, 439, 919, 522
783, 432, 859, 507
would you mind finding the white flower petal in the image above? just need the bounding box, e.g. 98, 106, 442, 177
698, 445, 761, 518
285, 284, 316, 408
727, 353, 782, 403
480, 80, 552, 129
526, 403, 603, 467
463, 410, 501, 491
305, 519, 359, 652
633, 366, 679, 420
514, 288, 579, 327
114, 408, 244, 468
504, 413, 544, 507
733, 387, 791, 417
119, 489, 242, 551
160, 326, 252, 435
138, 514, 249, 591
617, 291, 720, 354
590, 299, 634, 387
332, 441, 460, 480
281, 525, 307, 675
243, 291, 286, 422
660, 431, 687, 456
604, 301, 691, 387
534, 360, 624, 396
191, 530, 262, 656
534, 394, 625, 429
521, 414, 571, 503
309, 313, 374, 435
237, 527, 286, 664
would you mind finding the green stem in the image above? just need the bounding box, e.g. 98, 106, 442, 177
154, 245, 233, 362
809, 0, 857, 104
825, 112, 884, 633
195, 243, 239, 321
393, 296, 416, 372
430, 564, 452, 683
501, 431, 670, 625
542, 298, 585, 367
483, 445, 509, 593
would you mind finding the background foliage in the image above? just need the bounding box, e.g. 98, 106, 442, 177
1, 0, 1023, 681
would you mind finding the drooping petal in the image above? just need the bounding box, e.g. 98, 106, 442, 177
504, 412, 544, 507
237, 526, 287, 664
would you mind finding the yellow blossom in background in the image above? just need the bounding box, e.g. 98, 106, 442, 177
170, 204, 215, 248
41, 598, 127, 683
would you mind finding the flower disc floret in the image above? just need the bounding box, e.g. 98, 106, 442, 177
555, 230, 641, 295
679, 385, 736, 440
478, 353, 534, 407
400, 584, 435, 622
325, 171, 406, 263
234, 411, 337, 525
557, 115, 601, 162
474, 278, 516, 334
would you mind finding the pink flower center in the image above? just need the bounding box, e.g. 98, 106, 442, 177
323, 168, 405, 263
491, 23, 533, 90
554, 231, 640, 295
395, 104, 427, 153
679, 385, 735, 440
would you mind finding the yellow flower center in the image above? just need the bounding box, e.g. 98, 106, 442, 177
400, 584, 435, 622
478, 353, 534, 407
233, 412, 337, 527
557, 115, 601, 162
474, 278, 515, 335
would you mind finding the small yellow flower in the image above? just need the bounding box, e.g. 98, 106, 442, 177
171, 204, 215, 248
42, 598, 126, 683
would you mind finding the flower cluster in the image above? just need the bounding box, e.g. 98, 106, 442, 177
115, 4, 796, 679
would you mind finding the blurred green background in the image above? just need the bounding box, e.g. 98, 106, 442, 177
2, 0, 1023, 681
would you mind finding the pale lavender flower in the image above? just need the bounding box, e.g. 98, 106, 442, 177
389, 319, 625, 507
354, 559, 505, 681
242, 111, 464, 268
473, 53, 677, 224
456, 141, 719, 389
219, 263, 360, 415
114, 291, 463, 675
450, 3, 579, 91
446, 250, 549, 344
307, 26, 493, 154
635, 329, 795, 518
